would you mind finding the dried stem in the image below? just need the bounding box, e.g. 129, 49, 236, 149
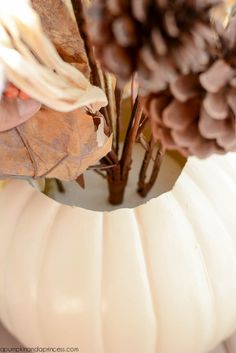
94, 169, 107, 179
106, 97, 143, 205
88, 163, 117, 170
114, 85, 122, 156
137, 141, 165, 198
131, 73, 138, 108
71, 1, 165, 204
55, 179, 65, 193
104, 73, 116, 134
71, 0, 112, 132
71, 0, 101, 87
120, 97, 143, 178
136, 115, 149, 137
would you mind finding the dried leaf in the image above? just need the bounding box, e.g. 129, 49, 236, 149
0, 96, 41, 132
31, 0, 90, 77
0, 63, 5, 97
76, 174, 85, 189
0, 108, 112, 181
0, 0, 107, 112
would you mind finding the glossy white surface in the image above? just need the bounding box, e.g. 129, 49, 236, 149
0, 321, 235, 353
0, 153, 236, 353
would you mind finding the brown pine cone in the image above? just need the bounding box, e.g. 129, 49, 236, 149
144, 17, 236, 159
88, 0, 219, 91
145, 58, 236, 158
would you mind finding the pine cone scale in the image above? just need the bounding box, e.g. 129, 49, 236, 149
199, 108, 232, 139
203, 92, 229, 120
112, 16, 139, 47
170, 74, 201, 102
162, 98, 200, 131
88, 0, 236, 159
171, 124, 200, 147
88, 0, 218, 91
199, 60, 235, 93
227, 88, 236, 115
217, 129, 236, 149
102, 44, 133, 79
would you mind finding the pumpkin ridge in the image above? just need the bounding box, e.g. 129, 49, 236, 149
195, 158, 236, 187
133, 208, 159, 353
35, 203, 62, 346
155, 193, 216, 352
2, 189, 37, 339
134, 208, 159, 352
173, 173, 236, 346
185, 159, 236, 236
35, 205, 66, 346
99, 212, 106, 353
210, 156, 236, 182
171, 185, 218, 349
224, 154, 236, 175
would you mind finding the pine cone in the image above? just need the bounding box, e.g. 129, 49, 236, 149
145, 58, 236, 158
88, 0, 219, 91
144, 17, 236, 158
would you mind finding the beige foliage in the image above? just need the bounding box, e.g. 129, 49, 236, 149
0, 0, 107, 112
0, 108, 112, 181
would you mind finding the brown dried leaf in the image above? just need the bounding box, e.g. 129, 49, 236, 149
0, 108, 112, 181
76, 174, 85, 189
0, 97, 41, 132
31, 0, 90, 78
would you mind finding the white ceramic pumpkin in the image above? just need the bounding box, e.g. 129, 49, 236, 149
0, 152, 236, 353
211, 332, 236, 353
1, 319, 236, 353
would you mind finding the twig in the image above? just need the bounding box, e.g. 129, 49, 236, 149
137, 134, 155, 160
102, 149, 119, 166
131, 73, 137, 107
88, 163, 117, 170
136, 115, 149, 138
115, 85, 122, 156
137, 141, 165, 198
138, 139, 155, 188
55, 179, 65, 193
70, 1, 166, 205
104, 73, 115, 133
71, 0, 101, 87
105, 97, 143, 205
71, 0, 114, 131
120, 96, 143, 179
94, 170, 107, 179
